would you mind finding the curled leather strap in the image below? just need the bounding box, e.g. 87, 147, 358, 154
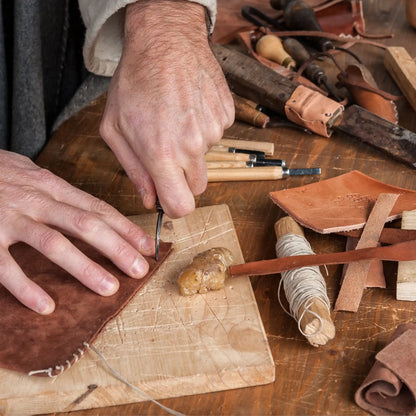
285, 85, 344, 137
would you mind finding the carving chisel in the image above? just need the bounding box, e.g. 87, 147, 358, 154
207, 166, 320, 182
155, 198, 163, 261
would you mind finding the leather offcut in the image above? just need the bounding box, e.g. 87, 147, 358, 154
0, 239, 173, 377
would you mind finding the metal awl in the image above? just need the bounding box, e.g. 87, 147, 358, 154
155, 198, 164, 261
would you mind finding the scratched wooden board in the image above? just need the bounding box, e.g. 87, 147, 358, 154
0, 204, 274, 416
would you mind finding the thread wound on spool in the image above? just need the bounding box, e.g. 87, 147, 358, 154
276, 233, 331, 337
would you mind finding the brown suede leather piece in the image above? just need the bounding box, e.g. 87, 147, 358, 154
0, 239, 172, 376
315, 0, 365, 36
270, 171, 416, 234
355, 324, 416, 416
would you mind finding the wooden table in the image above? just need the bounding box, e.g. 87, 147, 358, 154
36, 1, 416, 415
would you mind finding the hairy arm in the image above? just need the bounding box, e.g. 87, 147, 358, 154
99, 0, 234, 218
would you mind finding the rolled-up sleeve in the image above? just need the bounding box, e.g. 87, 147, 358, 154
78, 0, 217, 76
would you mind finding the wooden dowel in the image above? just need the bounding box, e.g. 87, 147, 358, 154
205, 151, 253, 161
274, 216, 335, 347
219, 138, 274, 155
206, 161, 247, 169
233, 93, 270, 128
207, 166, 283, 182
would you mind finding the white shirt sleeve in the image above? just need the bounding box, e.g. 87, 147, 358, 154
78, 0, 217, 76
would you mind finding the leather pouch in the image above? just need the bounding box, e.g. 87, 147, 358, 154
314, 0, 365, 37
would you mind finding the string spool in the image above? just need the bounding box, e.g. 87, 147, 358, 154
274, 216, 335, 347
255, 34, 297, 69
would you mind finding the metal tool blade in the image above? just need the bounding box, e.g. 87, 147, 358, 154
335, 105, 416, 168
155, 199, 164, 261
284, 167, 321, 176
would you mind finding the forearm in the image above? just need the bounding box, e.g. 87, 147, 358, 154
78, 0, 217, 76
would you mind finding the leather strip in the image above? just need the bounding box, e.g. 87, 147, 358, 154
229, 239, 416, 277
337, 228, 416, 244
285, 85, 344, 137
334, 193, 399, 312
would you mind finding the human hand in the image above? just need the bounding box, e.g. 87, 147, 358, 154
0, 150, 155, 314
100, 0, 234, 218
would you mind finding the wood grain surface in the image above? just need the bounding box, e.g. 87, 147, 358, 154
30, 1, 416, 415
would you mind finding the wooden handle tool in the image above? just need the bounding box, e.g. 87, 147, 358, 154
207, 166, 320, 182
274, 217, 335, 347
219, 138, 274, 155
256, 34, 296, 69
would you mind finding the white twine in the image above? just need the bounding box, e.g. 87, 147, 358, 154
84, 343, 186, 416
275, 233, 331, 337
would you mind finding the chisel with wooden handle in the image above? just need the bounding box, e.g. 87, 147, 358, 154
207, 166, 320, 182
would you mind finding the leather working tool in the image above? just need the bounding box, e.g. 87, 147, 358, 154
155, 198, 164, 261
241, 6, 340, 100
211, 44, 416, 168
230, 239, 416, 277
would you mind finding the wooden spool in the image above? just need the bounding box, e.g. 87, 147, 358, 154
274, 216, 335, 347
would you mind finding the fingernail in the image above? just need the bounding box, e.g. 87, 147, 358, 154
36, 298, 55, 315
131, 257, 149, 278
99, 276, 119, 295
141, 236, 156, 255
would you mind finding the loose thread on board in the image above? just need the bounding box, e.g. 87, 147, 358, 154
275, 233, 331, 337
84, 343, 186, 416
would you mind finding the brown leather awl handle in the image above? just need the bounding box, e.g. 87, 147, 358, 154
230, 239, 416, 277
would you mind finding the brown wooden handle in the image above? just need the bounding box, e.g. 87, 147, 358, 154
205, 151, 252, 161
207, 166, 283, 182
206, 161, 247, 169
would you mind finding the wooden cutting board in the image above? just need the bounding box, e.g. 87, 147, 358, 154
0, 204, 274, 415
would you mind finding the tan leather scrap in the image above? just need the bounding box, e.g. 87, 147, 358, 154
284, 85, 344, 137
0, 239, 173, 377
269, 171, 416, 234
334, 193, 399, 312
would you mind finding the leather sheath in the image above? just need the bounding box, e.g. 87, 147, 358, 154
0, 239, 173, 377
284, 85, 344, 137
229, 239, 416, 277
